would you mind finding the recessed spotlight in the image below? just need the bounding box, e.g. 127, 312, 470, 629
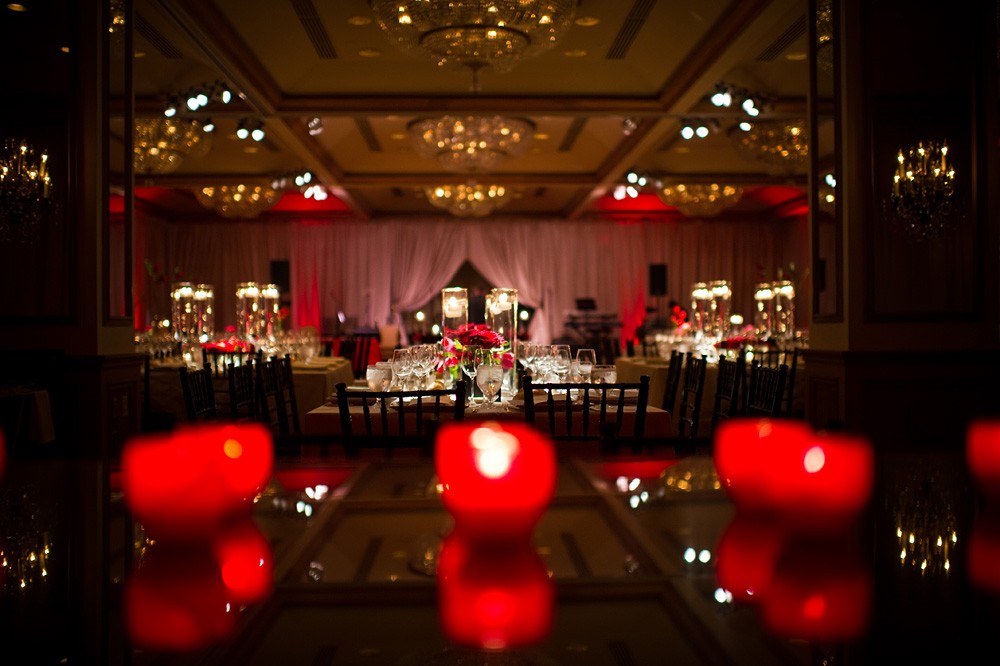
533, 132, 549, 141
60, 46, 70, 53
563, 49, 587, 58
347, 15, 372, 26
390, 132, 407, 141
785, 52, 807, 61
134, 50, 146, 58
574, 16, 600, 27
243, 146, 258, 154
358, 48, 381, 57
7, 3, 27, 12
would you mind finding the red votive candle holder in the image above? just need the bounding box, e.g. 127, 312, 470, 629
435, 421, 555, 543
969, 505, 1000, 594
437, 532, 553, 650
125, 540, 237, 651
715, 513, 788, 603
760, 532, 872, 642
773, 430, 874, 530
122, 423, 273, 539
967, 419, 1000, 501
212, 518, 273, 604
713, 419, 814, 511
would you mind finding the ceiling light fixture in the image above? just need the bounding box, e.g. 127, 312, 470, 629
307, 117, 324, 136
888, 140, 957, 240
657, 182, 744, 218
408, 115, 535, 172
133, 117, 212, 175
370, 0, 577, 90
730, 119, 808, 166
194, 183, 282, 219
710, 84, 733, 107
425, 182, 510, 217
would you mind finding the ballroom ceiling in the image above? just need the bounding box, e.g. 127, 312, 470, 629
128, 0, 817, 220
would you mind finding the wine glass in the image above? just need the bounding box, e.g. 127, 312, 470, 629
391, 348, 414, 390
551, 344, 572, 383
575, 348, 596, 382
460, 345, 482, 409
476, 361, 504, 411
366, 363, 386, 406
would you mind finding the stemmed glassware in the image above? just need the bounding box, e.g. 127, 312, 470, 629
551, 344, 572, 383
476, 354, 504, 412
460, 345, 482, 409
575, 348, 596, 383
391, 347, 414, 391
366, 363, 390, 406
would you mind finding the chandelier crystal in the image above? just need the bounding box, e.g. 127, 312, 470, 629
0, 139, 54, 241
425, 183, 510, 217
731, 120, 809, 166
134, 117, 212, 175
409, 115, 535, 172
888, 141, 957, 241
370, 0, 577, 82
194, 183, 282, 219
657, 183, 743, 218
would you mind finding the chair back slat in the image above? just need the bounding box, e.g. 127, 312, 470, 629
522, 375, 650, 454
334, 381, 466, 457
675, 355, 707, 439
745, 362, 789, 417
179, 366, 218, 422
710, 354, 746, 431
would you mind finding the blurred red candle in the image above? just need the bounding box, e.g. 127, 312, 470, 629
967, 419, 1000, 501
969, 506, 1000, 594
773, 431, 874, 530
125, 541, 236, 651
437, 532, 553, 649
715, 513, 788, 603
212, 518, 273, 604
714, 419, 813, 511
761, 532, 872, 642
435, 421, 555, 543
122, 423, 273, 539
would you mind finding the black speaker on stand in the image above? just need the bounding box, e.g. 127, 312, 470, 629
649, 264, 668, 329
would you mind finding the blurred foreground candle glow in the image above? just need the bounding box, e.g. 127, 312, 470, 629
122, 423, 273, 538
435, 421, 555, 543
966, 419, 1000, 501
125, 518, 272, 651
437, 532, 553, 650
714, 419, 873, 526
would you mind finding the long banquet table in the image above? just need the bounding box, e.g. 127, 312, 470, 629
302, 393, 674, 442
146, 355, 355, 422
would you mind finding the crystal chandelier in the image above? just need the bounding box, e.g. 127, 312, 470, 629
425, 183, 510, 217
657, 183, 743, 218
888, 140, 957, 241
408, 115, 535, 172
134, 117, 212, 175
370, 0, 577, 85
731, 120, 809, 166
194, 183, 282, 219
0, 139, 54, 241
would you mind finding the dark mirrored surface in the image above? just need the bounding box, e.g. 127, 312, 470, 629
1, 441, 998, 665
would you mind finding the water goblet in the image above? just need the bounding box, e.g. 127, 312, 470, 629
476, 362, 504, 411
551, 344, 572, 383
575, 348, 596, 382
460, 345, 482, 409
392, 348, 414, 391
591, 364, 617, 384
366, 364, 386, 406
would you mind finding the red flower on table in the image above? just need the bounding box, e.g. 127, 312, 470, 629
202, 339, 254, 353
441, 323, 514, 370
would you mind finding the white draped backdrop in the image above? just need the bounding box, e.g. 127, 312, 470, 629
138, 215, 809, 348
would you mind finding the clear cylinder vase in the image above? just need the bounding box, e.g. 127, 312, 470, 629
690, 282, 712, 338
260, 283, 281, 344
441, 287, 469, 391
709, 279, 732, 339
486, 287, 518, 401
754, 282, 775, 339
170, 282, 196, 344
193, 283, 214, 343
235, 282, 261, 343
772, 280, 795, 341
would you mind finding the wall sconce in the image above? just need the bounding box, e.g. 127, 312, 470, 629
888, 140, 957, 241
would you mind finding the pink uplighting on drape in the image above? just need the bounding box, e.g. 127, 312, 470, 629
137, 213, 808, 346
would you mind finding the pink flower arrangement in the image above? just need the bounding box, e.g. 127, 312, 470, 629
441, 323, 514, 370
202, 339, 254, 353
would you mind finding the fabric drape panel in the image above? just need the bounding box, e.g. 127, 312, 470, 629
136, 214, 809, 345
384, 221, 469, 345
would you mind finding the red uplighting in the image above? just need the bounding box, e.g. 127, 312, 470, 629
435, 421, 555, 543
121, 423, 273, 539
